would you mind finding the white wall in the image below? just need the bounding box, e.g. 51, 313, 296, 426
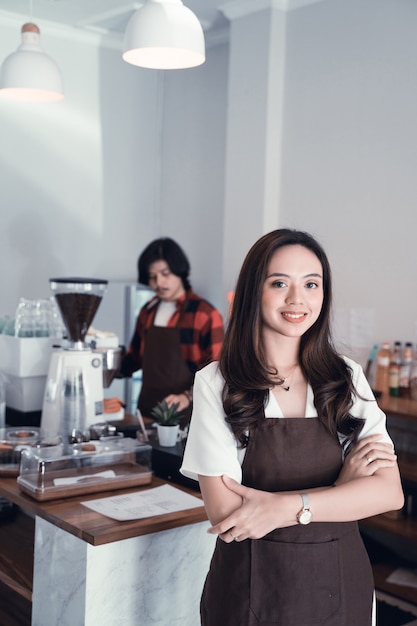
278, 0, 417, 362
1, 1, 417, 366
153, 40, 229, 313
0, 20, 161, 312
0, 17, 229, 321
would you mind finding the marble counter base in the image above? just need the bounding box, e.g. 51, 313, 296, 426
32, 517, 216, 626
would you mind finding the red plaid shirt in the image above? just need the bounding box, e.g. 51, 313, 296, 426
121, 289, 224, 378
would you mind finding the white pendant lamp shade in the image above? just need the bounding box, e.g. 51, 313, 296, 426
0, 23, 64, 102
123, 0, 205, 70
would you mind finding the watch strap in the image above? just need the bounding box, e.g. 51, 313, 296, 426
296, 493, 312, 525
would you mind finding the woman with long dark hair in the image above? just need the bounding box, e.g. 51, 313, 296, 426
181, 228, 403, 626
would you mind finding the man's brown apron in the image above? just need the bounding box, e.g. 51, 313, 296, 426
201, 417, 374, 626
138, 305, 193, 427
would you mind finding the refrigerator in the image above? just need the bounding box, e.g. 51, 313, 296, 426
93, 281, 153, 414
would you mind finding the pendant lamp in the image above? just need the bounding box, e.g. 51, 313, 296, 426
0, 22, 64, 102
122, 0, 205, 70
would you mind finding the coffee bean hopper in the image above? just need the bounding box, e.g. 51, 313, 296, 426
41, 278, 111, 438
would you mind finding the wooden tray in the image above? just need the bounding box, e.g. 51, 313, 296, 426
17, 462, 153, 501
0, 428, 43, 477
0, 445, 22, 477
0, 465, 20, 477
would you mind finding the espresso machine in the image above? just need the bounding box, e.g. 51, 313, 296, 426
41, 277, 109, 437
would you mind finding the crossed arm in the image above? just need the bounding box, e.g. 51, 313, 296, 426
199, 434, 405, 543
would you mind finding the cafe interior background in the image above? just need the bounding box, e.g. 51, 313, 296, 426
0, 0, 416, 368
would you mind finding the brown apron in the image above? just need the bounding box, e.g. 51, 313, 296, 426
138, 305, 193, 428
201, 417, 374, 626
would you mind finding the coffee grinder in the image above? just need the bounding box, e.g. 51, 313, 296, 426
41, 277, 108, 437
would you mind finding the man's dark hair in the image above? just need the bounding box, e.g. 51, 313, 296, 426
138, 238, 191, 290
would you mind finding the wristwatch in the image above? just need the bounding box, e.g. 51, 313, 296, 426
296, 493, 312, 525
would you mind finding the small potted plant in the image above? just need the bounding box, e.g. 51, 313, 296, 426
151, 400, 182, 447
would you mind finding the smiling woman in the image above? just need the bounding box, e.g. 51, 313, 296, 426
259, 244, 325, 418
261, 244, 324, 347
181, 228, 404, 626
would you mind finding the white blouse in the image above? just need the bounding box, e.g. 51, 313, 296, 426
180, 356, 392, 483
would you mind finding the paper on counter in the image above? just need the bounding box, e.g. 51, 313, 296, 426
386, 567, 417, 589
54, 470, 116, 486
81, 484, 204, 521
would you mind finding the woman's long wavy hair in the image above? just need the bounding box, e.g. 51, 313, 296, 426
219, 229, 364, 448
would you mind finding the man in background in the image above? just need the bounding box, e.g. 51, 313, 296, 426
119, 238, 224, 427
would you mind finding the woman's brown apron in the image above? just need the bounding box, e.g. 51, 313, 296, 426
201, 417, 374, 626
138, 304, 193, 427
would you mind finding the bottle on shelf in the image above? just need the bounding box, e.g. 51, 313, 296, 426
389, 341, 402, 397
409, 346, 417, 401
0, 371, 5, 430
365, 344, 379, 391
374, 342, 392, 398
399, 342, 413, 398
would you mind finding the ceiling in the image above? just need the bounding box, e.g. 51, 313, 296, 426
0, 0, 226, 37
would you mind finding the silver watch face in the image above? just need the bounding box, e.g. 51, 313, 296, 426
298, 509, 312, 525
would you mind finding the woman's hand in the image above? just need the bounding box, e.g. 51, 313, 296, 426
207, 475, 293, 543
336, 434, 397, 486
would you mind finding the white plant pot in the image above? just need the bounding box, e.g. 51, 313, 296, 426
156, 423, 180, 447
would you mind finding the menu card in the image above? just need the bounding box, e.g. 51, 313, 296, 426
81, 484, 204, 521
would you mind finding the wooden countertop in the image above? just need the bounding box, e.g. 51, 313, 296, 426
0, 476, 207, 547
378, 395, 417, 420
